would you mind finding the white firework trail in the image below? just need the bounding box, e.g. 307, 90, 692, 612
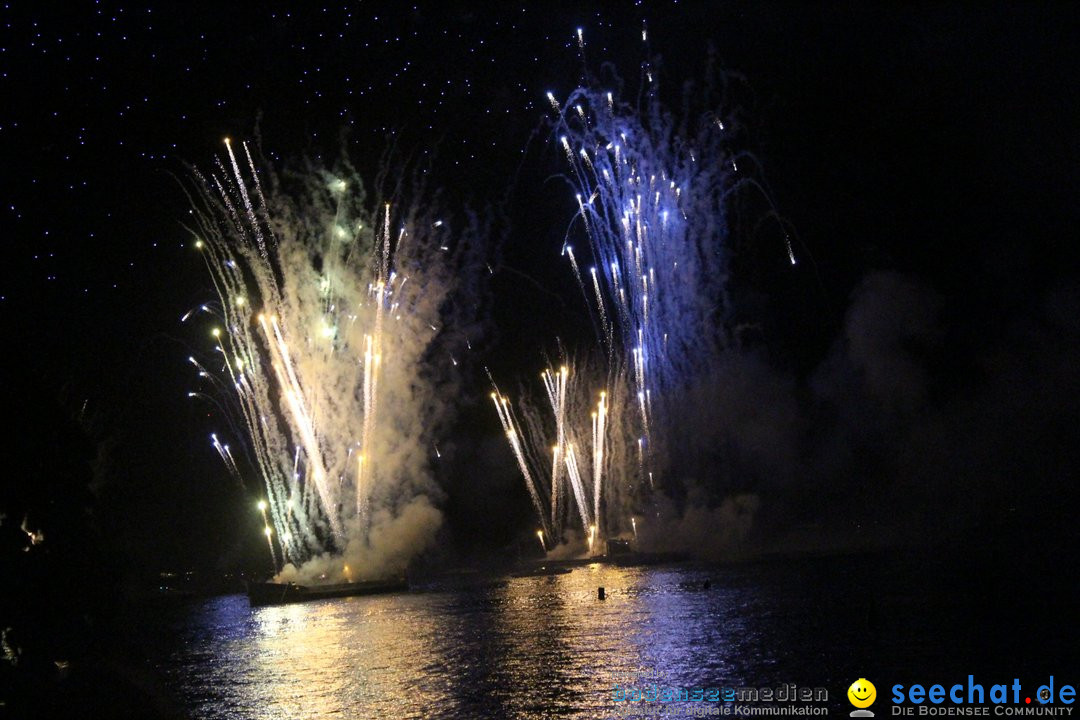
186, 141, 478, 578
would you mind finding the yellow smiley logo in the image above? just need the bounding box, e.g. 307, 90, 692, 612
848, 679, 877, 708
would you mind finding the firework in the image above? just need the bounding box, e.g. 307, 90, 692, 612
492, 355, 642, 550
494, 49, 749, 552
186, 141, 476, 578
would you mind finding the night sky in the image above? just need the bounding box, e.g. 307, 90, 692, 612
2, 1, 1078, 575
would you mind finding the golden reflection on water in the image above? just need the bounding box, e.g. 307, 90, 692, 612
488, 563, 653, 715
171, 564, 749, 719
158, 555, 982, 718
248, 594, 461, 719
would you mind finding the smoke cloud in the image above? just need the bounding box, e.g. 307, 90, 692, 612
654, 271, 1080, 557
189, 146, 485, 583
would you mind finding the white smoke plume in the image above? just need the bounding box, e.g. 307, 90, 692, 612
186, 143, 484, 583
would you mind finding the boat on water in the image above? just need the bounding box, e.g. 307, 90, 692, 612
510, 565, 573, 578
607, 550, 689, 566
246, 577, 408, 607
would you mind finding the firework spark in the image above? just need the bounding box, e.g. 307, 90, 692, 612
187, 142, 478, 579
493, 68, 747, 552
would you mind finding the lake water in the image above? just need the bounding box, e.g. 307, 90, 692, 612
140, 553, 1071, 719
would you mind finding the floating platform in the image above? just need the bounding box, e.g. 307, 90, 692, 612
246, 577, 408, 607
513, 550, 689, 574
510, 565, 574, 578
606, 551, 689, 567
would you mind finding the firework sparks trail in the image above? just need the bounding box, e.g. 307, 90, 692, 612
187, 141, 477, 576
492, 55, 765, 551
490, 388, 551, 540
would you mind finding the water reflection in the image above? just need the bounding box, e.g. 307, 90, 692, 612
248, 594, 467, 719
150, 559, 933, 718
